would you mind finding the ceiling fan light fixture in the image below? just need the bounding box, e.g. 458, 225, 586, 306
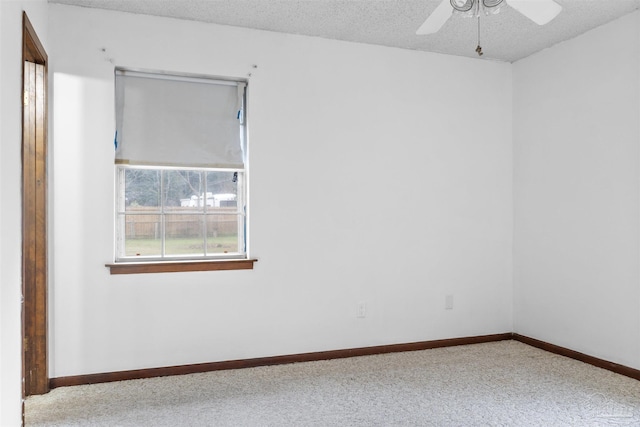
482, 0, 506, 15
450, 0, 505, 18
483, 0, 505, 8
451, 0, 474, 13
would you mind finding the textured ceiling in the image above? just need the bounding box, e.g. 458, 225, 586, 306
48, 0, 640, 62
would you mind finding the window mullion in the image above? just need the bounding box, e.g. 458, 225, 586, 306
202, 171, 207, 256
160, 169, 166, 258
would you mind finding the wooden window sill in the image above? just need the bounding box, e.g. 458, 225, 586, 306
106, 259, 257, 275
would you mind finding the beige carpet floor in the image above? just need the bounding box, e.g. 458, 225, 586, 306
26, 341, 640, 426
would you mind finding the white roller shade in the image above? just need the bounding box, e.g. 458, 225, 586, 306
115, 70, 246, 168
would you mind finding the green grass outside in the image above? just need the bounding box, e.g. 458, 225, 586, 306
125, 235, 239, 256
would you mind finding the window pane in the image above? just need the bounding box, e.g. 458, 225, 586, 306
204, 171, 243, 254
165, 214, 205, 256
124, 214, 161, 256
206, 171, 238, 208
206, 214, 240, 254
124, 169, 160, 210
162, 170, 203, 209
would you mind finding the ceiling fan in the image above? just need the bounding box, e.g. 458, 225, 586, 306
416, 0, 562, 35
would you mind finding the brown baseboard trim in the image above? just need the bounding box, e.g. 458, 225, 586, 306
49, 333, 640, 390
513, 334, 640, 381
49, 332, 512, 389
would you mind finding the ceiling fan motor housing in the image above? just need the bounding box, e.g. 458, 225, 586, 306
450, 0, 505, 15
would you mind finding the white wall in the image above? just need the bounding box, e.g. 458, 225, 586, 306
0, 0, 48, 425
48, 4, 513, 378
513, 11, 640, 368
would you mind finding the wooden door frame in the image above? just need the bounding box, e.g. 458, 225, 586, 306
22, 11, 48, 401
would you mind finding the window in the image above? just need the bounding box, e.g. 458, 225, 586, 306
116, 166, 245, 260
111, 69, 251, 269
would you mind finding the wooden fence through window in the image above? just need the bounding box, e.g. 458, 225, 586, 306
124, 206, 238, 239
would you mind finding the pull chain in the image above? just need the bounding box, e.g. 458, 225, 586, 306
476, 16, 483, 56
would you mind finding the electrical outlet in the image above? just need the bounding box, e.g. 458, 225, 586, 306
445, 295, 454, 310
356, 301, 366, 318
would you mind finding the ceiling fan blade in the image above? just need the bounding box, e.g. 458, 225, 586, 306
506, 0, 562, 25
416, 0, 453, 35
